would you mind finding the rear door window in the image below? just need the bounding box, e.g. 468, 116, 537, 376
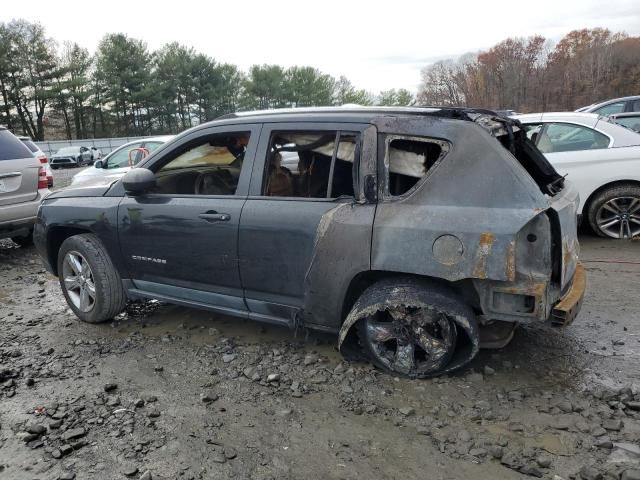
537, 123, 609, 153
593, 102, 625, 115
262, 131, 357, 199
613, 116, 640, 133
0, 130, 33, 160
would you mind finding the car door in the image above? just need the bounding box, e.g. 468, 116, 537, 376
238, 122, 376, 327
118, 124, 260, 314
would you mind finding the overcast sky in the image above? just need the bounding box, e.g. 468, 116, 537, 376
3, 0, 640, 93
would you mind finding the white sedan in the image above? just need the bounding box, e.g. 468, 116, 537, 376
514, 112, 640, 239
71, 136, 174, 186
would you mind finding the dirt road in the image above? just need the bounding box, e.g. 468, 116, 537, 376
0, 236, 639, 480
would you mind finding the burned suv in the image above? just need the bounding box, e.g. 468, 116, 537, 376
34, 107, 585, 378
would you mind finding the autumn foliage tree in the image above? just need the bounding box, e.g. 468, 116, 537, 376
418, 28, 640, 112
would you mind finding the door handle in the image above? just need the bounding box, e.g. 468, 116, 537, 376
199, 211, 231, 222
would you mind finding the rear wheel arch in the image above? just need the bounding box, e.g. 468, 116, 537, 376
340, 271, 449, 322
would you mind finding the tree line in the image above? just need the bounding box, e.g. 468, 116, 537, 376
417, 28, 640, 112
0, 19, 413, 140
2, 20, 638, 141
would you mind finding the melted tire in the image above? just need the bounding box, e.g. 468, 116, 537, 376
57, 234, 126, 323
348, 277, 479, 378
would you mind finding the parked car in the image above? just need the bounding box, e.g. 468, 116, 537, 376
34, 107, 585, 378
576, 95, 640, 115
0, 127, 49, 245
17, 136, 53, 188
608, 112, 640, 133
90, 146, 102, 161
513, 112, 640, 239
50, 146, 94, 169
71, 136, 173, 186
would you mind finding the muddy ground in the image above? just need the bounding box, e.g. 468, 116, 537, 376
0, 172, 639, 480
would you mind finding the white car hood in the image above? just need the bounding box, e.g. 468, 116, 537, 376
70, 172, 125, 188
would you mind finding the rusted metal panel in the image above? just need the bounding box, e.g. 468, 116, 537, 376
551, 262, 586, 326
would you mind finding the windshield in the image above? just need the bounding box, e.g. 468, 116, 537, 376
56, 146, 79, 155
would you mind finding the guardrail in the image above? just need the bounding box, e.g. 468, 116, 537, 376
35, 136, 155, 157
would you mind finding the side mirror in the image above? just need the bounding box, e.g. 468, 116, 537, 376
94, 160, 103, 168
363, 174, 377, 203
122, 168, 155, 194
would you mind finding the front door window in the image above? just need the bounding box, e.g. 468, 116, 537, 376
106, 143, 144, 169
153, 132, 249, 195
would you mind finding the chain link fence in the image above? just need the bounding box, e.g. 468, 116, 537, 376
35, 136, 155, 157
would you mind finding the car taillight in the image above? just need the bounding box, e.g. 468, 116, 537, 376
38, 154, 48, 164
38, 166, 48, 189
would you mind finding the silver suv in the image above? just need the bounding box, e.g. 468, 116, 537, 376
0, 127, 50, 245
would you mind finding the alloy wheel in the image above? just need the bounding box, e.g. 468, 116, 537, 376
62, 251, 96, 312
595, 196, 640, 239
363, 306, 457, 376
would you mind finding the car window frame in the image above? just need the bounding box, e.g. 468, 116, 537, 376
247, 122, 369, 203
136, 124, 261, 199
535, 121, 613, 153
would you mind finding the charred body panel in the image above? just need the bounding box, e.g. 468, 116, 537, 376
302, 202, 376, 330
34, 107, 585, 378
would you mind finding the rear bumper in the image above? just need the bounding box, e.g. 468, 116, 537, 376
51, 158, 77, 167
550, 262, 586, 326
0, 189, 48, 239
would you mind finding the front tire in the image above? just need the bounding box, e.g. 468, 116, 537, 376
57, 234, 126, 323
349, 278, 478, 378
587, 184, 640, 239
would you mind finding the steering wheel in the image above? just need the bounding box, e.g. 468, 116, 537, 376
194, 171, 223, 195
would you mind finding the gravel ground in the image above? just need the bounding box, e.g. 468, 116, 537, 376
1, 175, 639, 479
50, 166, 89, 191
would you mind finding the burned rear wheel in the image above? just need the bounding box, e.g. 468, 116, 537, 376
359, 307, 457, 376
344, 278, 479, 378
